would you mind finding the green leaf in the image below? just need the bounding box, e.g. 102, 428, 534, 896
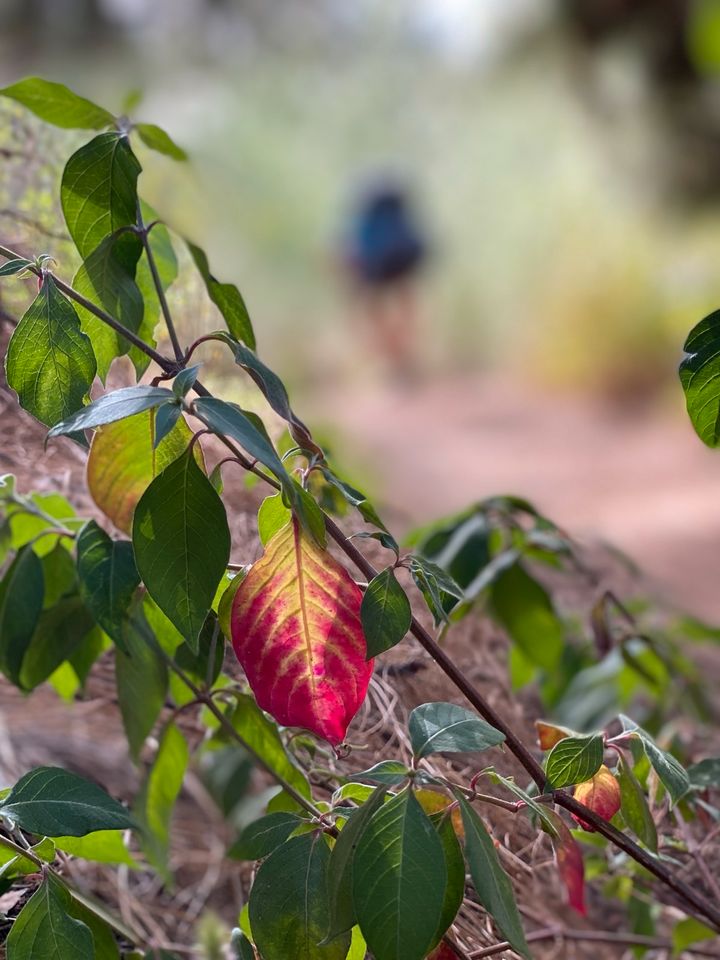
258, 494, 292, 546
76, 520, 140, 649
6, 277, 96, 429
0, 545, 44, 685
133, 447, 231, 650
250, 832, 349, 960
361, 568, 411, 658
617, 755, 657, 851
354, 761, 411, 786
0, 258, 32, 276
408, 701, 506, 759
70, 232, 144, 382
131, 214, 177, 376
0, 766, 134, 836
6, 875, 94, 960
688, 757, 720, 789
408, 555, 463, 625
87, 408, 200, 535
324, 785, 387, 941
193, 397, 291, 490
457, 795, 530, 959
672, 917, 717, 957
218, 572, 245, 641
136, 722, 188, 872
680, 310, 720, 447
188, 242, 255, 348
353, 788, 446, 960
229, 811, 304, 860
41, 543, 77, 608
491, 562, 563, 669
49, 386, 175, 438
619, 717, 690, 807
223, 694, 311, 801
135, 122, 188, 161
291, 479, 327, 547
55, 830, 137, 867
428, 813, 465, 951
172, 363, 202, 398
61, 132, 140, 259
66, 898, 121, 960
0, 77, 114, 129
321, 468, 391, 536
231, 928, 255, 960
116, 604, 168, 761
20, 595, 96, 691
545, 734, 604, 788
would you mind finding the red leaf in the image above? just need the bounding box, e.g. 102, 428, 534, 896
425, 944, 458, 960
546, 810, 586, 915
572, 764, 621, 831
231, 518, 373, 744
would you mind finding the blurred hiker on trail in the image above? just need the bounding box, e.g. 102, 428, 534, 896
341, 178, 429, 379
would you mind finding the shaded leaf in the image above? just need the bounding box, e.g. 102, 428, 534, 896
229, 811, 304, 861
20, 595, 96, 691
135, 122, 187, 161
61, 132, 140, 258
619, 717, 690, 807
0, 258, 32, 276
0, 545, 44, 685
617, 755, 657, 851
427, 813, 465, 950
353, 789, 447, 960
76, 520, 140, 649
116, 603, 168, 761
491, 562, 563, 669
0, 76, 114, 129
231, 518, 372, 744
133, 448, 230, 650
688, 757, 720, 790
250, 832, 349, 960
409, 556, 463, 625
6, 277, 96, 429
361, 567, 411, 658
409, 702, 505, 759
131, 213, 177, 376
457, 795, 530, 957
545, 734, 604, 789
324, 785, 387, 941
0, 766, 133, 836
188, 242, 255, 347
353, 761, 411, 786
50, 386, 175, 438
545, 809, 586, 915
680, 310, 720, 447
88, 408, 200, 534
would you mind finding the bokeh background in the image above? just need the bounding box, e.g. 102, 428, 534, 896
4, 0, 720, 617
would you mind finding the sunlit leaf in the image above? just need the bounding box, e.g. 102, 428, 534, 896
619, 716, 690, 807
71, 232, 144, 382
55, 830, 137, 867
87, 408, 201, 534
50, 386, 176, 439
6, 277, 96, 430
131, 213, 177, 376
0, 76, 114, 129
535, 720, 576, 751
231, 518, 372, 744
136, 722, 188, 872
61, 132, 140, 258
135, 122, 187, 161
187, 242, 255, 347
257, 494, 291, 546
680, 309, 720, 447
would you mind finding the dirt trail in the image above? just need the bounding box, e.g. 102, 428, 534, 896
308, 372, 720, 621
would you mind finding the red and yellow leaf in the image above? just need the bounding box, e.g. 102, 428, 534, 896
546, 810, 586, 915
572, 764, 622, 831
231, 518, 373, 744
87, 409, 203, 533
535, 720, 575, 751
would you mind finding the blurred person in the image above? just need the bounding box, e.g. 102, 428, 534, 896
340, 177, 429, 381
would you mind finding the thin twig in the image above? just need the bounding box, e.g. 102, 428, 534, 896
136, 201, 184, 363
